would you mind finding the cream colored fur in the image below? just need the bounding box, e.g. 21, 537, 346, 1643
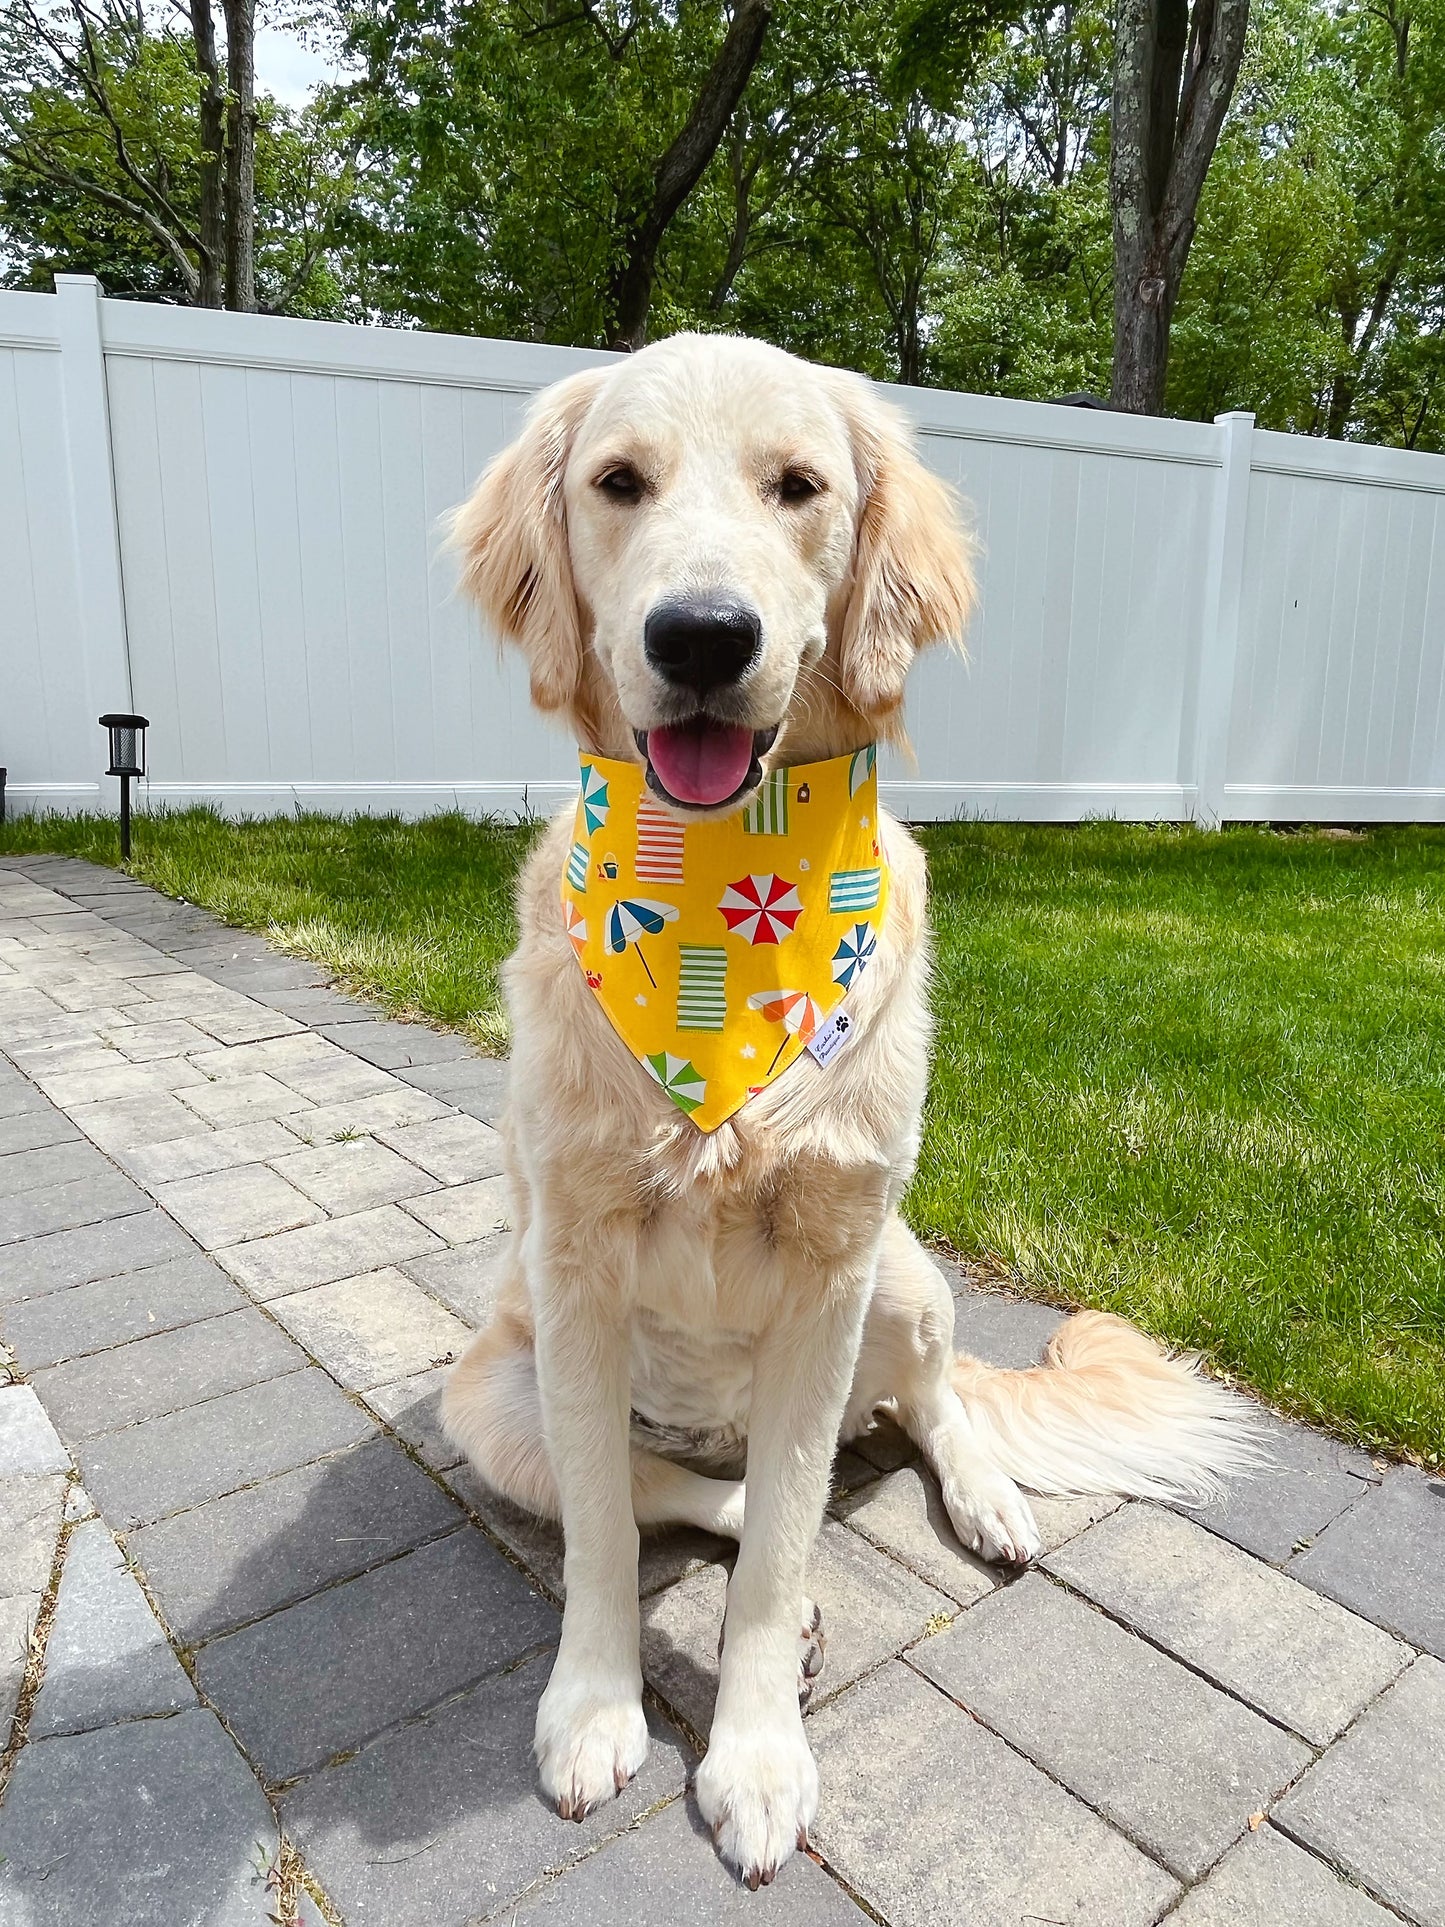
442, 333, 1259, 1889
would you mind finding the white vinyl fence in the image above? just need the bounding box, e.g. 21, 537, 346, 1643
4, 275, 1444, 824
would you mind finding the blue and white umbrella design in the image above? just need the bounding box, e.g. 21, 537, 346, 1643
832, 921, 877, 989
604, 896, 680, 987
580, 761, 610, 835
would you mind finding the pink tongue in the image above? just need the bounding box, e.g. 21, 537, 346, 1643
647, 722, 755, 806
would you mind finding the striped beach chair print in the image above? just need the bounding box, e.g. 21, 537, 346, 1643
636, 802, 685, 882
566, 841, 589, 891
743, 768, 789, 836
829, 866, 882, 913
677, 944, 727, 1031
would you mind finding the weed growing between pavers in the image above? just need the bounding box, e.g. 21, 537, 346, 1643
5, 810, 1443, 1463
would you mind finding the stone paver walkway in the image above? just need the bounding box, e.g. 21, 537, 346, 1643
0, 852, 1441, 1926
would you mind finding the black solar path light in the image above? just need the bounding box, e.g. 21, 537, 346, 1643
99, 713, 148, 860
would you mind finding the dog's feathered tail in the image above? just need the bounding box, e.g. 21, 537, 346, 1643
952, 1310, 1265, 1504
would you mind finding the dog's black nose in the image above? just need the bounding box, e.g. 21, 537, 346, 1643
644, 596, 761, 695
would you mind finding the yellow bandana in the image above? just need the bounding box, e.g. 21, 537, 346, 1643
560, 745, 889, 1131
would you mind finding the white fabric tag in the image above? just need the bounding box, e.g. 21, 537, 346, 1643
806, 1007, 856, 1068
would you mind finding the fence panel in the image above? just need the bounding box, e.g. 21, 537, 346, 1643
3, 281, 1443, 824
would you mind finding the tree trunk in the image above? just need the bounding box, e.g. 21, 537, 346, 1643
221, 0, 257, 311
608, 0, 771, 348
190, 0, 226, 307
1109, 0, 1250, 413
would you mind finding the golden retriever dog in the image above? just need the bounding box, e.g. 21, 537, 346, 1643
441, 334, 1256, 1888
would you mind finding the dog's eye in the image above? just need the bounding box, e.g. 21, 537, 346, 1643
777, 468, 822, 505
597, 465, 643, 502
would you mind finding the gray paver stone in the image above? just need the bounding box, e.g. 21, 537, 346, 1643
376, 1114, 506, 1184
215, 1204, 445, 1298
0, 1473, 66, 1597
0, 1708, 279, 1925
68, 1092, 216, 1152
0, 1209, 197, 1304
834, 1465, 997, 1605
179, 1071, 315, 1128
1276, 1655, 1445, 1927
392, 1057, 509, 1117
0, 1385, 70, 1474
1289, 1468, 1445, 1656
314, 1018, 472, 1070
1045, 1502, 1410, 1742
849, 1413, 918, 1472
268, 1267, 471, 1390
29, 1519, 194, 1737
79, 1367, 376, 1527
1, 1252, 246, 1369
32, 1305, 305, 1441
0, 1140, 112, 1199
511, 1797, 866, 1924
1179, 1408, 1381, 1564
267, 1136, 440, 1213
0, 1592, 37, 1744
642, 1518, 951, 1734
363, 1365, 465, 1467
198, 1527, 557, 1781
0, 1167, 151, 1246
913, 1571, 1310, 1880
403, 1235, 510, 1326
0, 1110, 80, 1157
950, 1280, 1069, 1365
284, 1651, 688, 1927
809, 1659, 1180, 1927
129, 1434, 462, 1642
154, 1163, 325, 1247
1167, 1824, 1403, 1926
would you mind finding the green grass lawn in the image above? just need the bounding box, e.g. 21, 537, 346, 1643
4, 808, 1442, 1464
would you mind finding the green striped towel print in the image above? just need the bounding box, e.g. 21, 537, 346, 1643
829, 867, 882, 913
677, 944, 727, 1031
566, 841, 589, 891
743, 768, 789, 836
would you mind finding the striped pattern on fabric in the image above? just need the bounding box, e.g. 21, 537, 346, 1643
829, 867, 882, 913
677, 944, 728, 1031
743, 768, 789, 836
636, 803, 685, 882
566, 841, 589, 891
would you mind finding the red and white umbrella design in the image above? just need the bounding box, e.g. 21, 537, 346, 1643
718, 873, 804, 946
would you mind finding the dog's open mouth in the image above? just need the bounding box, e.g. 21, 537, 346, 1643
635, 721, 779, 811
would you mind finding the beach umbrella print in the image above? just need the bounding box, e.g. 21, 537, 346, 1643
748, 988, 825, 1073
718, 874, 804, 946
832, 921, 877, 989
563, 901, 588, 956
645, 1051, 707, 1115
604, 897, 680, 986
580, 762, 610, 835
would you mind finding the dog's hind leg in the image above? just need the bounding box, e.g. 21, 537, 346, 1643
848, 1216, 1041, 1565
443, 1318, 747, 1539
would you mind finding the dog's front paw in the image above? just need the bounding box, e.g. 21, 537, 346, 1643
535, 1664, 648, 1821
695, 1714, 818, 1889
943, 1470, 1040, 1565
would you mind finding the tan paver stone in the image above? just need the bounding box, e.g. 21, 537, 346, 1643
36, 1058, 207, 1108
375, 1114, 506, 1184
268, 1137, 439, 1214
1046, 1502, 1411, 1743
268, 1267, 471, 1390
215, 1205, 445, 1299
155, 1164, 327, 1248
179, 1072, 316, 1127
119, 1120, 307, 1186
401, 1174, 510, 1244
69, 1092, 213, 1153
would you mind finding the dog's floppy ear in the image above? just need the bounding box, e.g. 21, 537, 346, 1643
832, 374, 975, 724
450, 367, 606, 713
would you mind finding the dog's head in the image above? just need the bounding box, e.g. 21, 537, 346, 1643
452, 333, 974, 813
